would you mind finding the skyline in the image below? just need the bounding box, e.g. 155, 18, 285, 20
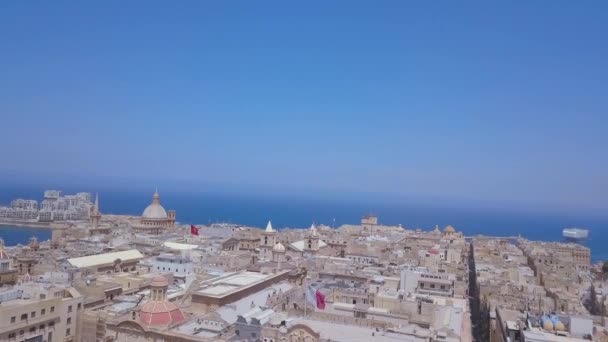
1, 1, 607, 213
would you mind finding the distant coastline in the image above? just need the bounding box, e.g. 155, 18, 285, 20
0, 220, 52, 228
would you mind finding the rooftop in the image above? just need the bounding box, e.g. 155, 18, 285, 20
67, 249, 143, 268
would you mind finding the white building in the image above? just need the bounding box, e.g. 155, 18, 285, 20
153, 254, 193, 280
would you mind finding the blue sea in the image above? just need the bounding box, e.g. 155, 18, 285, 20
0, 183, 606, 261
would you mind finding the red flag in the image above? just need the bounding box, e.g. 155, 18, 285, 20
190, 225, 199, 236
315, 289, 326, 310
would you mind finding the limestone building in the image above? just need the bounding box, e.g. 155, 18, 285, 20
259, 221, 277, 260
132, 191, 176, 234
0, 239, 18, 286
0, 281, 84, 342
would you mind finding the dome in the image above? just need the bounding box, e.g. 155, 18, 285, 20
140, 301, 186, 327
444, 225, 456, 233
142, 191, 168, 219
151, 275, 169, 287
273, 242, 286, 253
140, 275, 185, 327
555, 321, 566, 331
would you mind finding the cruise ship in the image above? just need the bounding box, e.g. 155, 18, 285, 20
562, 227, 589, 241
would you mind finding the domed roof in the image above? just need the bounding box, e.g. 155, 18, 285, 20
140, 301, 186, 327
444, 225, 456, 233
142, 191, 168, 219
555, 321, 566, 331
273, 242, 286, 253
151, 275, 169, 287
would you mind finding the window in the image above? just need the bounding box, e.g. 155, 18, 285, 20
39, 324, 45, 330
31, 311, 36, 318
420, 283, 425, 288
77, 303, 81, 310
20, 330, 24, 335
50, 306, 55, 313
41, 308, 46, 315
66, 328, 71, 336
68, 305, 72, 313
10, 316, 15, 323
8, 332, 15, 339
67, 317, 72, 325
29, 327, 36, 333
430, 284, 435, 289
21, 314, 28, 321
49, 321, 55, 327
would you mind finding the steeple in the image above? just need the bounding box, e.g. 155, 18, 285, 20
310, 223, 318, 237
94, 193, 99, 213
305, 223, 320, 253
265, 220, 274, 233
0, 238, 7, 259
90, 193, 102, 227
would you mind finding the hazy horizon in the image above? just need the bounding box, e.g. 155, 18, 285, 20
1, 2, 607, 214
1, 174, 606, 221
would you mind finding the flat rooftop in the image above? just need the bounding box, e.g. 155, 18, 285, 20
196, 271, 283, 298
67, 249, 143, 268
294, 318, 428, 342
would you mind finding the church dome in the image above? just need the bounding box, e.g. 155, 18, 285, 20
273, 242, 286, 253
151, 275, 169, 287
139, 275, 186, 327
444, 225, 456, 233
142, 191, 168, 219
140, 300, 186, 327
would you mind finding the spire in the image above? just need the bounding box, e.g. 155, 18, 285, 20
310, 223, 317, 237
265, 221, 274, 233
94, 193, 99, 212
0, 238, 7, 259
152, 189, 160, 204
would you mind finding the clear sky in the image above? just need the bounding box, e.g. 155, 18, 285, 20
1, 1, 607, 213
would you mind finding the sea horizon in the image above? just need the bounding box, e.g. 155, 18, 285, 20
0, 182, 606, 261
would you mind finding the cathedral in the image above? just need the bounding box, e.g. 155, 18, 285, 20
132, 191, 176, 234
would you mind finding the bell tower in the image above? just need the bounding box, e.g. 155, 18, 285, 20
260, 220, 276, 259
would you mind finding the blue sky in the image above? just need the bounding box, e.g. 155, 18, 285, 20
1, 1, 607, 213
